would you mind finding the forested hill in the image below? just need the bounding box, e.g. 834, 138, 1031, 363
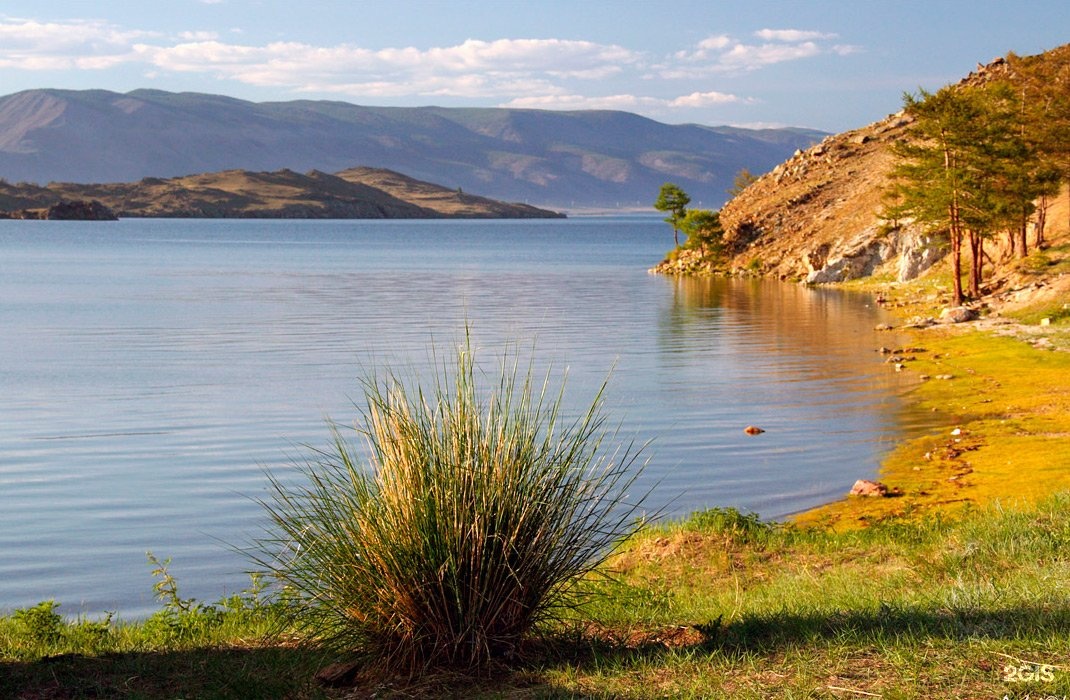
0, 88, 824, 209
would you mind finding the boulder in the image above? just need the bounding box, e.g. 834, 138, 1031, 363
850, 479, 890, 497
939, 306, 978, 324
804, 226, 897, 284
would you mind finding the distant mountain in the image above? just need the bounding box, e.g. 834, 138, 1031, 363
0, 89, 825, 209
0, 166, 563, 219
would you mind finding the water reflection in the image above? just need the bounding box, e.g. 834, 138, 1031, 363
652, 275, 929, 520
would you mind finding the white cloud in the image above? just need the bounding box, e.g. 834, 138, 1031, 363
669, 91, 752, 108
832, 44, 864, 56
719, 40, 823, 69
502, 90, 751, 112
697, 35, 733, 51
754, 29, 837, 42
657, 30, 852, 77
503, 94, 661, 110
0, 18, 153, 70
178, 30, 219, 41
132, 36, 639, 96
0, 16, 856, 121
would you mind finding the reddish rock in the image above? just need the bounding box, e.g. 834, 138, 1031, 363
850, 479, 890, 497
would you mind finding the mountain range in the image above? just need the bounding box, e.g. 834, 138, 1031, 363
0, 89, 825, 210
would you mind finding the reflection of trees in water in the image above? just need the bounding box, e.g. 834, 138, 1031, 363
655, 274, 940, 489
659, 275, 900, 385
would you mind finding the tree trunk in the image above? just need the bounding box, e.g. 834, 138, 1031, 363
948, 195, 964, 304
951, 231, 963, 304
1019, 214, 1029, 258
1035, 194, 1049, 249
967, 230, 982, 299
944, 142, 965, 305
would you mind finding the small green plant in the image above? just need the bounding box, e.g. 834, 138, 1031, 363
727, 168, 759, 198
148, 552, 199, 614
1019, 250, 1053, 273
686, 507, 772, 543
254, 333, 649, 674
12, 600, 64, 645
143, 552, 226, 643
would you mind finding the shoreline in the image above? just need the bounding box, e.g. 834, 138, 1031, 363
791, 283, 1070, 530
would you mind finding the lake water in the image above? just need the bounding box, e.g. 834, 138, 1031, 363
0, 216, 924, 617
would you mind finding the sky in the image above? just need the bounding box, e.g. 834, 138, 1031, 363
1, 1, 1068, 133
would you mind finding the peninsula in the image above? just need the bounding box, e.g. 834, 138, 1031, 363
0, 166, 564, 219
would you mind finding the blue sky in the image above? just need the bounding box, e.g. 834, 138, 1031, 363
1, 1, 1068, 132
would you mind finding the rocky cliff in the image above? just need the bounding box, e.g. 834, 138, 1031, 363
0, 199, 118, 220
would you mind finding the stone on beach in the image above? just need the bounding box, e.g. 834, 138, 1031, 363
850, 479, 891, 497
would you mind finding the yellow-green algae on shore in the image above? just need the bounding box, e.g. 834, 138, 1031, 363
795, 315, 1070, 530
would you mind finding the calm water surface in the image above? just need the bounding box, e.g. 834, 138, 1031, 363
0, 217, 924, 616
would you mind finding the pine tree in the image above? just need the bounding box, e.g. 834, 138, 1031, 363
888, 82, 1043, 301
889, 87, 981, 304
654, 183, 690, 246
1007, 47, 1070, 246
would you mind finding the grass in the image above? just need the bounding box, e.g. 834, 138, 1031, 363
4, 498, 1070, 697
0, 559, 328, 699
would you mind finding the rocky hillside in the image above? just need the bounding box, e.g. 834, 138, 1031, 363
0, 167, 563, 219
718, 109, 929, 283
655, 53, 1070, 307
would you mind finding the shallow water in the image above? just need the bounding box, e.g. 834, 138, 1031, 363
0, 216, 926, 616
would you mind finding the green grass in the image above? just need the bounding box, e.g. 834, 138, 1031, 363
4, 499, 1070, 697
0, 563, 329, 699
1014, 242, 1070, 276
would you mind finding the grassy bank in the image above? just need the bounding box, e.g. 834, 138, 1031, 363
3, 497, 1070, 698
796, 321, 1070, 530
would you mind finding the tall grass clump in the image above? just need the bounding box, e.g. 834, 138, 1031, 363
254, 336, 649, 674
